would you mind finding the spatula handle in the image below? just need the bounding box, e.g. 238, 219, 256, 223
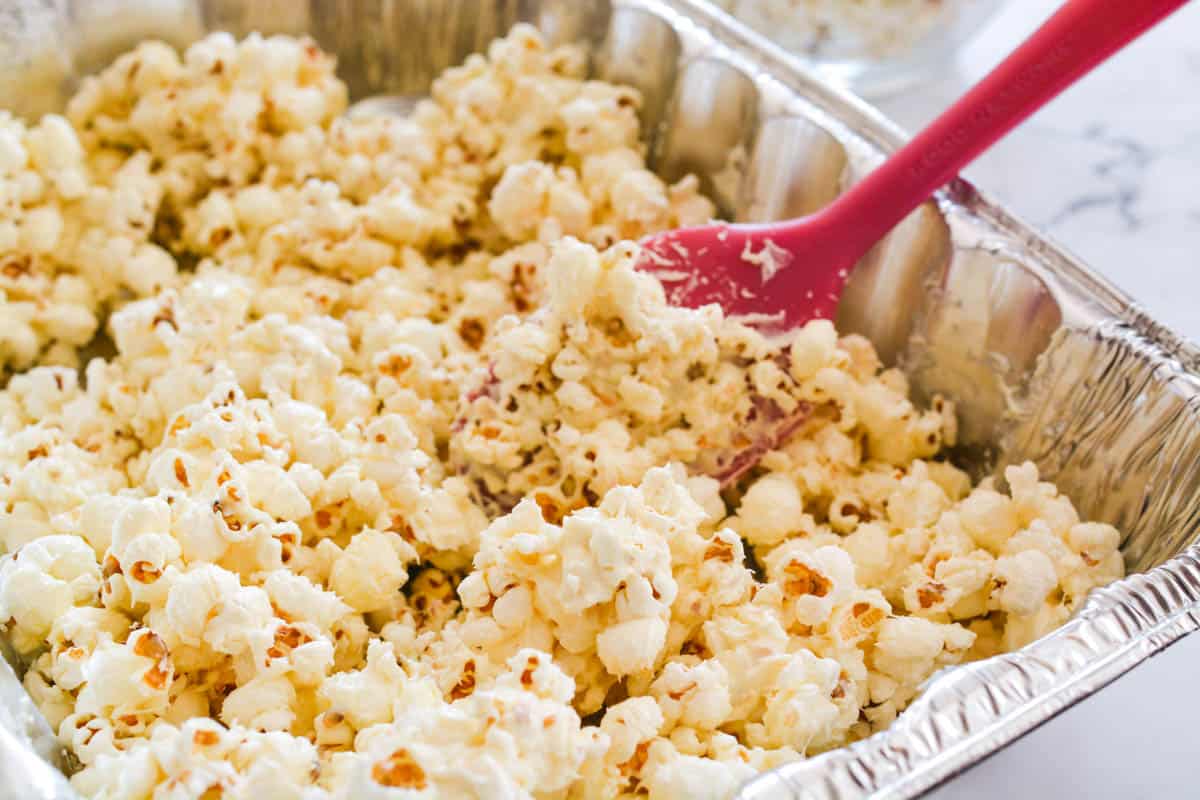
817, 0, 1190, 256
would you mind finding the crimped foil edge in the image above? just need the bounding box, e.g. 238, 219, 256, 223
0, 3, 1198, 799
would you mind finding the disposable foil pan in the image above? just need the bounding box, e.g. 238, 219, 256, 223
4, 1, 1200, 798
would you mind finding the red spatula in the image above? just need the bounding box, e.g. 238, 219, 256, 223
638, 0, 1189, 331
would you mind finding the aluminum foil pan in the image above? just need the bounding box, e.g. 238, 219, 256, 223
4, 1, 1200, 798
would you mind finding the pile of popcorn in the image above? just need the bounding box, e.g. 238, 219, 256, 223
0, 26, 1124, 800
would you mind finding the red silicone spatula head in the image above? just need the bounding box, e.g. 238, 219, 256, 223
638, 216, 856, 333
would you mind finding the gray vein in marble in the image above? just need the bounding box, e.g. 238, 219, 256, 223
1044, 124, 1152, 233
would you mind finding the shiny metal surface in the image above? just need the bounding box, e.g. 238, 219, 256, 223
3, 1, 1200, 798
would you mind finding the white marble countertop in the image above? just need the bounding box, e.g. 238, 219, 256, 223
874, 2, 1200, 796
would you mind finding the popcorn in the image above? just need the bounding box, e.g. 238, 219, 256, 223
765, 543, 857, 628
44, 607, 131, 692
754, 649, 846, 752
0, 26, 1126, 800
328, 528, 417, 614
220, 674, 296, 732
872, 616, 974, 689
71, 719, 322, 800
0, 110, 177, 370
319, 640, 415, 730
145, 563, 276, 680
453, 467, 685, 706
734, 473, 807, 547
991, 549, 1058, 616
262, 570, 350, 632
0, 535, 101, 654
601, 696, 663, 765
489, 161, 593, 243
73, 629, 173, 721
651, 659, 732, 731
639, 738, 758, 800
958, 486, 1021, 552
324, 648, 606, 798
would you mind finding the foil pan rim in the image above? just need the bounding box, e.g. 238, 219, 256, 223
3, 3, 1200, 799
